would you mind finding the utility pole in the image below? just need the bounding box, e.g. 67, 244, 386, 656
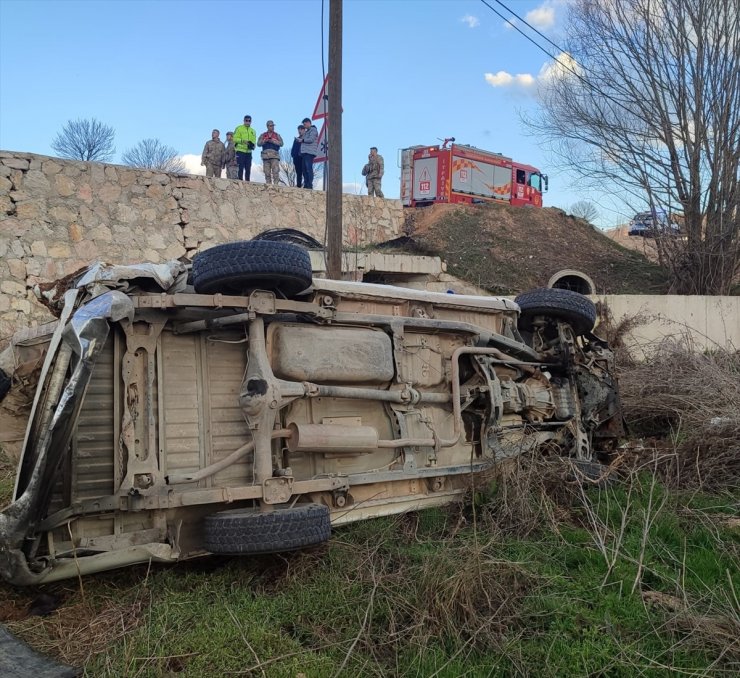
326, 0, 342, 280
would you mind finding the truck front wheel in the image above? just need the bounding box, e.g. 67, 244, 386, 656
514, 288, 596, 336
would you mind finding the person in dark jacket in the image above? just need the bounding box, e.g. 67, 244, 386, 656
300, 117, 319, 189
291, 125, 305, 188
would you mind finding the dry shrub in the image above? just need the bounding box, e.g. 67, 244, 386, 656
620, 340, 740, 490
642, 588, 740, 666
383, 541, 532, 654
6, 586, 150, 667
284, 517, 537, 667
594, 301, 651, 369
471, 453, 600, 538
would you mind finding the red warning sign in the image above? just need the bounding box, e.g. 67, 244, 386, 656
312, 75, 329, 120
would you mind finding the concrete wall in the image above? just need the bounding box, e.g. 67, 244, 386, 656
596, 295, 739, 356
0, 151, 403, 343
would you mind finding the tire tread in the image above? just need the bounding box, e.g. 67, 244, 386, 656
515, 287, 596, 334
204, 503, 331, 555
192, 240, 312, 296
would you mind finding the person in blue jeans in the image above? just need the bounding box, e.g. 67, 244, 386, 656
300, 117, 318, 189
291, 125, 305, 188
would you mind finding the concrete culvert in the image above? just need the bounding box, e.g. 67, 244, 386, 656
548, 269, 595, 296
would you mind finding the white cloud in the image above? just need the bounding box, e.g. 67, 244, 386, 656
526, 2, 556, 30
484, 52, 578, 91
460, 14, 479, 28
252, 164, 266, 183
503, 19, 516, 30
343, 182, 363, 194
181, 154, 205, 176
538, 52, 580, 83
484, 71, 536, 88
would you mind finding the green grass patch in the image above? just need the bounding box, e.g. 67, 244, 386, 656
3, 467, 738, 676
0, 446, 16, 508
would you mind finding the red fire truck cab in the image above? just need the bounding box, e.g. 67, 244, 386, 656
400, 142, 548, 208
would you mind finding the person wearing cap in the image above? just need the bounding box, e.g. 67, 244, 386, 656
300, 117, 319, 190
291, 125, 305, 188
257, 121, 284, 185
223, 131, 238, 180
233, 115, 257, 181
362, 146, 385, 197
201, 129, 226, 178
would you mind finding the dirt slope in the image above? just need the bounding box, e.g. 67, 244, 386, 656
604, 225, 661, 262
396, 204, 669, 295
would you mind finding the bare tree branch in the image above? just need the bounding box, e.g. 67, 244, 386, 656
121, 139, 186, 174
278, 147, 324, 187
51, 118, 115, 162
527, 0, 739, 294
570, 200, 599, 223
278, 148, 298, 187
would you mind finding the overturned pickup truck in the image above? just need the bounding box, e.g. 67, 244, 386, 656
0, 241, 622, 585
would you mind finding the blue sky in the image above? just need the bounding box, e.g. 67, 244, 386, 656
0, 0, 629, 227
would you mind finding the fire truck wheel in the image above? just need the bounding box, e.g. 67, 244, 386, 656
515, 288, 596, 335
192, 240, 313, 297
203, 503, 331, 555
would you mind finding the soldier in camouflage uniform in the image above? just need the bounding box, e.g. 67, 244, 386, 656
362, 146, 384, 197
201, 129, 226, 178
223, 131, 238, 180
257, 121, 284, 185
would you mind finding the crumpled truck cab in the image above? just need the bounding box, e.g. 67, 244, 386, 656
0, 240, 622, 585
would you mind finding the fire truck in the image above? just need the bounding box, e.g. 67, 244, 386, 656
400, 140, 548, 208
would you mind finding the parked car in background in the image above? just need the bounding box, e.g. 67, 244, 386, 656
0, 241, 623, 585
628, 209, 680, 236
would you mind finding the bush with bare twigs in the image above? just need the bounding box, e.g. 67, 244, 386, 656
619, 341, 740, 490
594, 301, 652, 370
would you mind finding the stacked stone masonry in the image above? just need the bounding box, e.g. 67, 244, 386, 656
0, 151, 402, 344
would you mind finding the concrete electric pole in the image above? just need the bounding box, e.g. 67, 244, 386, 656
326, 0, 342, 280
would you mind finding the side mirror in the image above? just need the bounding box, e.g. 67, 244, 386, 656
542, 174, 549, 192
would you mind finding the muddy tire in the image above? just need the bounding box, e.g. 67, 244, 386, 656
203, 503, 331, 555
515, 288, 596, 335
192, 240, 313, 297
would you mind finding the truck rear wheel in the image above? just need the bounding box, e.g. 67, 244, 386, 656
515, 288, 596, 335
192, 240, 313, 297
203, 503, 331, 555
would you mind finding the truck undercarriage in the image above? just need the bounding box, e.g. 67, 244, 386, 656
0, 242, 622, 585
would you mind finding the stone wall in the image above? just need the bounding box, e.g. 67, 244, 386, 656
0, 151, 403, 343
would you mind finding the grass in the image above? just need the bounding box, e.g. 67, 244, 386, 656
0, 446, 15, 508
2, 457, 738, 677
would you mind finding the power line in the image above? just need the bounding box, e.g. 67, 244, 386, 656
491, 0, 565, 55
321, 0, 326, 82
478, 0, 639, 119
478, 0, 562, 63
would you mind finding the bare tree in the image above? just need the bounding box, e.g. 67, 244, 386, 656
569, 201, 599, 224
121, 138, 186, 173
278, 147, 324, 187
51, 118, 116, 162
279, 148, 298, 187
528, 0, 739, 294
